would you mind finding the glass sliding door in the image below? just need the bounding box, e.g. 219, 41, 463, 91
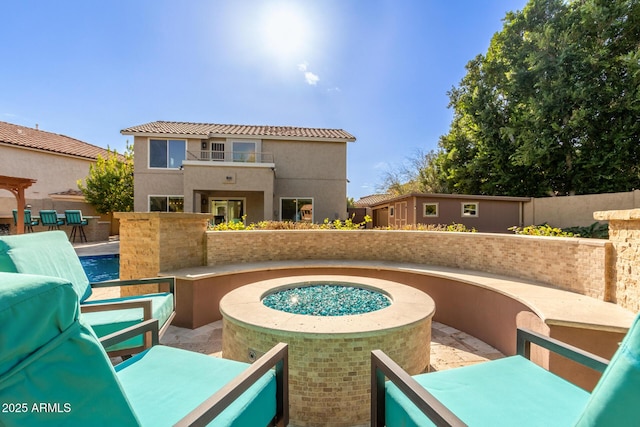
281, 198, 313, 222
211, 199, 244, 224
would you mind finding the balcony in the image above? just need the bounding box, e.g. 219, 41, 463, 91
186, 150, 274, 164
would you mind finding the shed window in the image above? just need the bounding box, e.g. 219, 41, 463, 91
423, 203, 438, 217
462, 202, 479, 217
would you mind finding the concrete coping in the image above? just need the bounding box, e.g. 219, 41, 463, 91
163, 260, 636, 333
220, 275, 435, 335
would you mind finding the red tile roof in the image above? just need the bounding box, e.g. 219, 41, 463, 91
0, 121, 117, 160
121, 121, 356, 141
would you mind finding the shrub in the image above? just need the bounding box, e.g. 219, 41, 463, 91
210, 215, 372, 231
374, 223, 476, 232
508, 224, 577, 237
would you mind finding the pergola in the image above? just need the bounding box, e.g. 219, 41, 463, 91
0, 175, 37, 234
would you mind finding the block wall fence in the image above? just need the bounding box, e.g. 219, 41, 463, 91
115, 209, 640, 312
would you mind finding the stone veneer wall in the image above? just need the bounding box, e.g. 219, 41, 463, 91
594, 209, 640, 312
223, 316, 431, 427
207, 230, 611, 300
114, 212, 210, 296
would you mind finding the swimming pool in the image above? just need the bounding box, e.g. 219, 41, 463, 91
79, 254, 119, 282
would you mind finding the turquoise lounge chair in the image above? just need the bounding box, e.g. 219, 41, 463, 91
372, 313, 640, 426
0, 272, 289, 427
0, 230, 175, 357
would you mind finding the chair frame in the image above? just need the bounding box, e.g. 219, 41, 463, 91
371, 328, 611, 427
100, 320, 290, 427
84, 276, 176, 358
65, 210, 88, 242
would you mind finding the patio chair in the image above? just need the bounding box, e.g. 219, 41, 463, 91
12, 209, 39, 232
39, 209, 65, 230
0, 230, 176, 357
0, 272, 289, 427
371, 312, 640, 427
65, 209, 88, 242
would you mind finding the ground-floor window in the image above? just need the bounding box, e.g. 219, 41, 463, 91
150, 196, 184, 212
281, 198, 313, 222
211, 199, 244, 224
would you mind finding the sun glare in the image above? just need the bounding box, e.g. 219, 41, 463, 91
262, 3, 311, 61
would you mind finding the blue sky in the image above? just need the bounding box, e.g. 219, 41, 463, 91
1, 0, 529, 200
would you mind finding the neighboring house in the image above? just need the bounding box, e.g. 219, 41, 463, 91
121, 121, 356, 223
0, 121, 116, 215
357, 192, 531, 233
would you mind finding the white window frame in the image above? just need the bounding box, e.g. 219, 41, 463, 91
148, 138, 186, 169
423, 203, 439, 217
461, 202, 479, 217
149, 195, 184, 212
280, 197, 314, 222
228, 139, 261, 163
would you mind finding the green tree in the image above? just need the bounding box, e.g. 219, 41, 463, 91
437, 0, 640, 196
77, 144, 134, 214
379, 149, 449, 195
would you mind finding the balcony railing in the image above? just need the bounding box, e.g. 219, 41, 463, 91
187, 151, 274, 164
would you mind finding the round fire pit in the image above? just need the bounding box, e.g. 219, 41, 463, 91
220, 275, 435, 427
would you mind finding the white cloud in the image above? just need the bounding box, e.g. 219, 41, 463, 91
298, 62, 320, 85
304, 71, 319, 85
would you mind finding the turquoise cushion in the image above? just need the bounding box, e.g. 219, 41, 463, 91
0, 272, 139, 426
116, 345, 277, 426
82, 292, 174, 352
575, 312, 640, 426
386, 355, 590, 427
0, 231, 92, 302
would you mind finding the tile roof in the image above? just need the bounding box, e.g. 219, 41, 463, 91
353, 194, 395, 207
0, 121, 118, 160
121, 121, 356, 141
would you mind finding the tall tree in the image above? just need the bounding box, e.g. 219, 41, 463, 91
379, 149, 448, 195
438, 0, 640, 196
77, 144, 134, 214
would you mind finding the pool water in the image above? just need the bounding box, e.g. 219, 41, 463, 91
262, 282, 391, 316
79, 254, 119, 282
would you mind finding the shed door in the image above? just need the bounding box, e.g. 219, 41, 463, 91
395, 202, 407, 227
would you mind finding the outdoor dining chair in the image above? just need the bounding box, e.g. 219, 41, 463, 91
371, 312, 640, 426
0, 230, 176, 358
0, 272, 289, 427
12, 209, 39, 232
65, 209, 88, 242
39, 209, 65, 230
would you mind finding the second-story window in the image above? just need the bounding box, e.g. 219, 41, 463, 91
233, 141, 257, 162
149, 139, 186, 169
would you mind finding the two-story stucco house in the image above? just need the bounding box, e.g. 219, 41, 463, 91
121, 121, 356, 223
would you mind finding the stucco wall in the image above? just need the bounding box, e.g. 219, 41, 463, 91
524, 190, 640, 228
0, 145, 94, 214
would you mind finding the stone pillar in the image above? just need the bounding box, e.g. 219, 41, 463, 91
594, 209, 640, 312
114, 212, 211, 296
